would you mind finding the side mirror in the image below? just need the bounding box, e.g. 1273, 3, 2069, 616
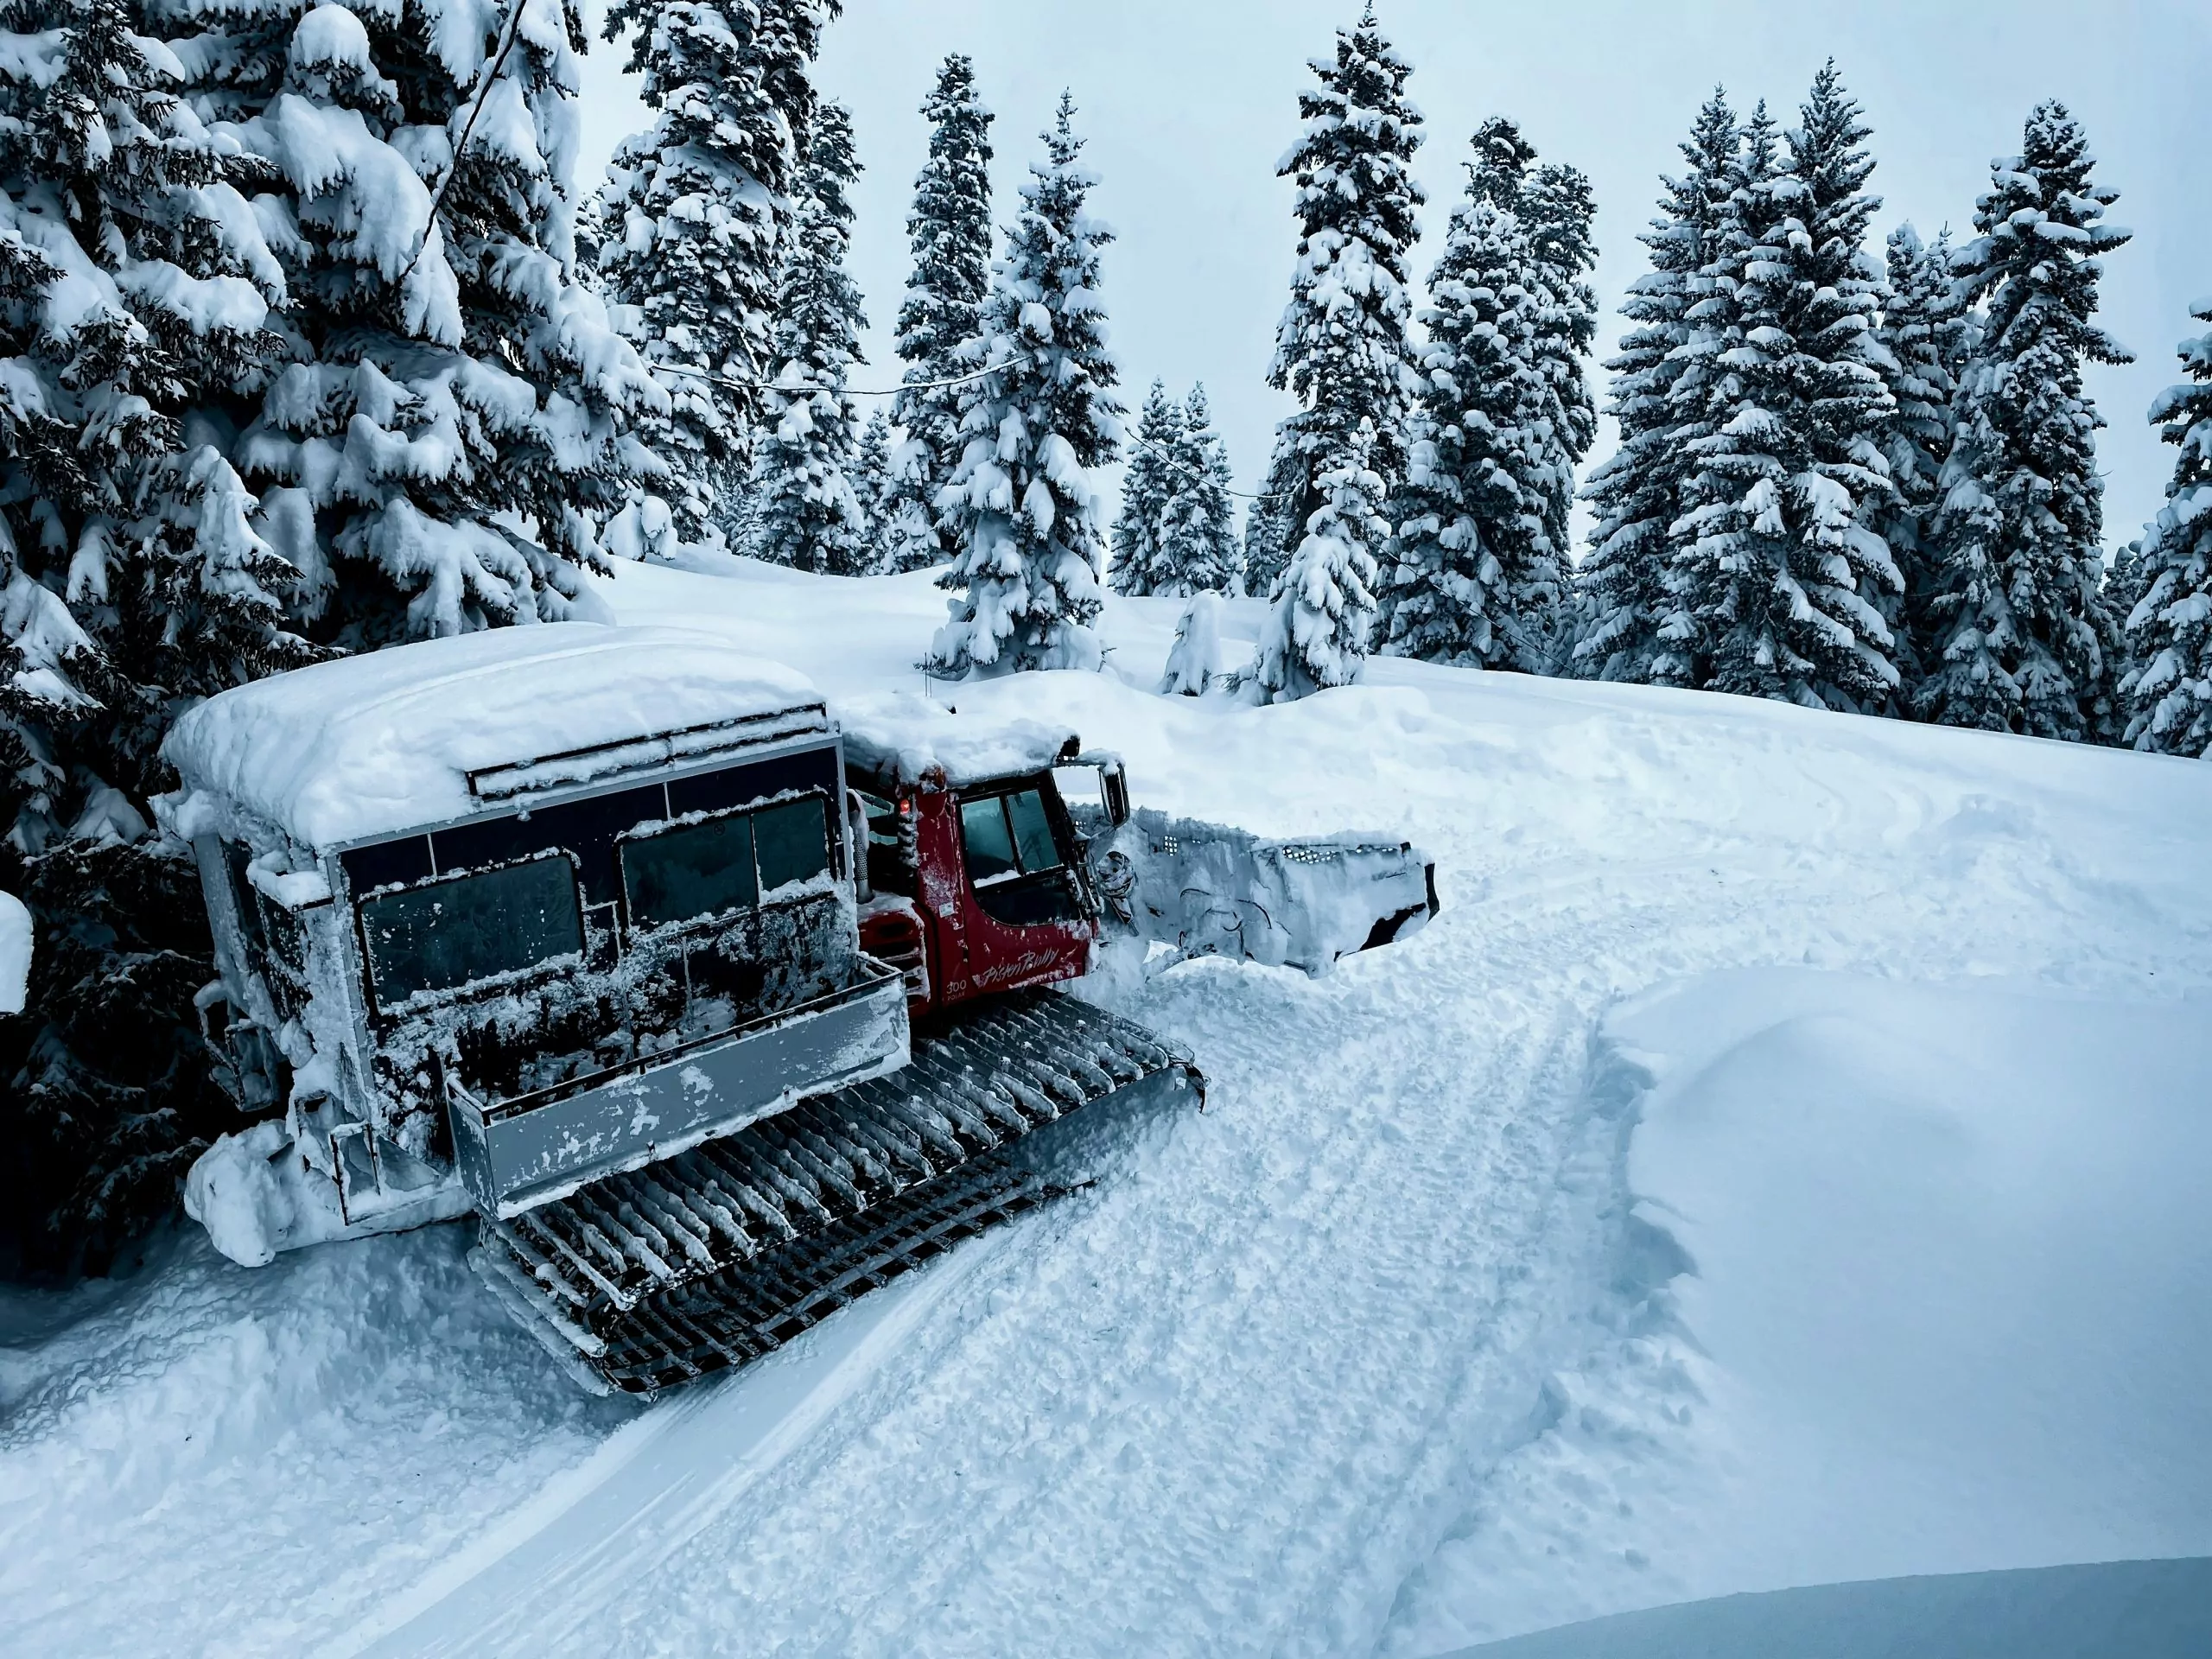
1099, 759, 1130, 829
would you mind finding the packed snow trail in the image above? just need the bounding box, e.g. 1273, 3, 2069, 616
333, 1233, 1013, 1657
3, 564, 2210, 1657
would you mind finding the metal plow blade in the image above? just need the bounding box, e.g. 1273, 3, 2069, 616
474, 991, 1199, 1395
1079, 807, 1440, 975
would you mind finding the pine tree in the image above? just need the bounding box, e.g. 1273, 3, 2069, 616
1241, 435, 1306, 598
166, 0, 664, 645
1921, 102, 2132, 742
1872, 223, 1976, 691
1158, 385, 1242, 595
599, 0, 835, 544
1573, 88, 1738, 683
2120, 302, 2212, 755
853, 404, 896, 571
1521, 158, 1600, 610
1381, 118, 1568, 672
753, 99, 870, 575
925, 94, 1122, 676
1110, 381, 1181, 595
1254, 435, 1387, 701
886, 54, 994, 573
1657, 67, 1901, 710
1, 2, 313, 1271
1254, 4, 1423, 700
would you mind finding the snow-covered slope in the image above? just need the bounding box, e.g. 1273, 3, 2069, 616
4, 557, 2210, 1658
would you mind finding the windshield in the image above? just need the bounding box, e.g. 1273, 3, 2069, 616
359, 855, 582, 1007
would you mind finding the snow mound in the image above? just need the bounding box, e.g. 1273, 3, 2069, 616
1448, 1556, 2212, 1658
1611, 971, 2212, 1592
0, 889, 27, 1014
161, 624, 825, 848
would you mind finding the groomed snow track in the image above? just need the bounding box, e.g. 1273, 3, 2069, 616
474, 990, 1201, 1395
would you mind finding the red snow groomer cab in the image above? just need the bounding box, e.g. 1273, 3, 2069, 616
164, 626, 1435, 1395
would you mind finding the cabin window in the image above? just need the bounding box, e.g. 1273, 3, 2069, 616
625, 810, 759, 928
1006, 789, 1062, 874
755, 798, 830, 894
620, 794, 830, 930
959, 782, 1081, 926
359, 854, 583, 1007
962, 789, 1064, 887
960, 796, 1020, 883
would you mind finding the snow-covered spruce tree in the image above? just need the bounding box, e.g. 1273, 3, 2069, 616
925, 94, 1122, 677
598, 0, 834, 544
1254, 4, 1423, 700
0, 3, 314, 1272
1573, 88, 1738, 683
1919, 101, 2132, 742
1520, 157, 1599, 603
1656, 67, 1901, 710
1381, 119, 1564, 672
1872, 223, 1975, 690
2120, 302, 2212, 755
753, 99, 870, 575
172, 0, 663, 645
1157, 385, 1242, 595
885, 53, 994, 574
1240, 436, 1306, 597
853, 404, 895, 571
1109, 380, 1180, 595
1253, 430, 1387, 701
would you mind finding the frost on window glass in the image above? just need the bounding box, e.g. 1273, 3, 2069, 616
755, 798, 830, 893
625, 812, 759, 928
360, 856, 582, 1006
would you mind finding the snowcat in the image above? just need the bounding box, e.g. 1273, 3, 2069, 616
162, 625, 1435, 1394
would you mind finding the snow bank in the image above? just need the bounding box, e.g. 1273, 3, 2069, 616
161, 623, 825, 849
1610, 971, 2212, 1594
1448, 1556, 2212, 1658
0, 889, 28, 1014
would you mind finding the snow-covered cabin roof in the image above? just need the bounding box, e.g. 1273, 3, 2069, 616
839, 693, 1078, 790
164, 625, 828, 850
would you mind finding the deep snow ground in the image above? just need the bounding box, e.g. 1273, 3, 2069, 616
5, 558, 2212, 1657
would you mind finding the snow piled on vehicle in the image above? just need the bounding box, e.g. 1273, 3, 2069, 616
161, 623, 825, 849
5, 556, 2212, 1659
840, 690, 1078, 787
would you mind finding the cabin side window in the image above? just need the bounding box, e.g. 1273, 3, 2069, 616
358, 853, 584, 1009
619, 795, 831, 932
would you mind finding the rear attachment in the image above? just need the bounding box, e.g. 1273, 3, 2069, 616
1077, 805, 1440, 974
474, 990, 1198, 1395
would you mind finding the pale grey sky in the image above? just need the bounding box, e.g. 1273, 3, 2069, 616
575, 0, 2209, 550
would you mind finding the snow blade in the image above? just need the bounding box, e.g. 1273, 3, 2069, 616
474, 991, 1199, 1395
1078, 807, 1439, 974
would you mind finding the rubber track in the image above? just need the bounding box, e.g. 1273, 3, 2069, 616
479, 989, 1199, 1394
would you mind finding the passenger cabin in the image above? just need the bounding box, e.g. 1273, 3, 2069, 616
162, 626, 908, 1228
